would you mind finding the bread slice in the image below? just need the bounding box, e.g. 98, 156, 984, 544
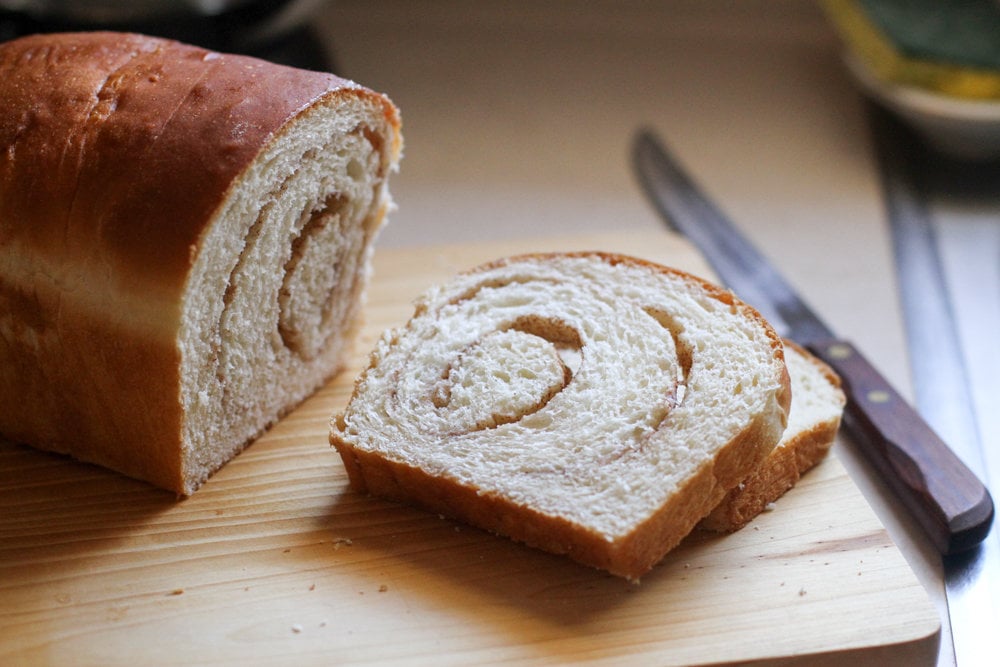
700, 341, 846, 532
0, 32, 401, 494
331, 252, 791, 579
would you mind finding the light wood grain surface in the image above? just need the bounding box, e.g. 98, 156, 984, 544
1, 233, 939, 666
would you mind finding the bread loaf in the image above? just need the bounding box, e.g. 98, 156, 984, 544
331, 252, 791, 579
701, 341, 845, 532
0, 32, 401, 494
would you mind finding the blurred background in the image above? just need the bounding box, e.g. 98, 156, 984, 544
0, 0, 332, 68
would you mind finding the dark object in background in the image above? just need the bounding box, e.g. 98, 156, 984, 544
0, 0, 334, 72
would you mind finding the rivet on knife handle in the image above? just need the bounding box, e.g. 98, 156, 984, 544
809, 339, 995, 555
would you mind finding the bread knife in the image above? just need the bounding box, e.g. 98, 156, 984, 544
631, 128, 994, 556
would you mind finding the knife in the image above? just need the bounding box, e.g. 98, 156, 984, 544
631, 128, 994, 556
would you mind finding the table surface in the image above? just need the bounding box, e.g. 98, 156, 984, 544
313, 2, 973, 664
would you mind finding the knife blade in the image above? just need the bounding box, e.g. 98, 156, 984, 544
631, 128, 994, 556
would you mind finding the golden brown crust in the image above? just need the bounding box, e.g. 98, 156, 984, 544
0, 32, 400, 493
331, 252, 791, 579
0, 32, 369, 293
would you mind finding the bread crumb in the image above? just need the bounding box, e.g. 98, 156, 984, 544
168, 589, 184, 596
291, 624, 303, 634
309, 584, 316, 591
332, 537, 353, 549
798, 588, 807, 596
378, 584, 388, 593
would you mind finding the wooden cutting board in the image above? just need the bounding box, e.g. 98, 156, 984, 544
0, 232, 940, 666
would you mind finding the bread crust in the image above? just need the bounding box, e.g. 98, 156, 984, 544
332, 252, 791, 579
0, 32, 395, 294
0, 32, 401, 493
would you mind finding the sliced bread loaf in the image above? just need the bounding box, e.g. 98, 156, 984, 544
331, 252, 790, 579
0, 32, 401, 494
701, 341, 846, 532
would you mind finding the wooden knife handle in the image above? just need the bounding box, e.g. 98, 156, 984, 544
807, 339, 994, 555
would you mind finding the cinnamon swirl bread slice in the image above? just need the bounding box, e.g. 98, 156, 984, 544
331, 252, 790, 580
0, 32, 401, 494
